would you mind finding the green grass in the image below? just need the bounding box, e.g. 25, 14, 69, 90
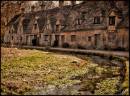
94, 77, 120, 95
1, 48, 91, 95
1, 47, 126, 95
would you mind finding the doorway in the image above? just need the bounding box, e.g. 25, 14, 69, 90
32, 35, 39, 46
94, 34, 100, 47
53, 35, 59, 47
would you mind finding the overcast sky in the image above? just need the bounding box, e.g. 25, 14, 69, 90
31, 1, 82, 7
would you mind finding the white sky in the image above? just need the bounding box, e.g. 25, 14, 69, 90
30, 1, 82, 6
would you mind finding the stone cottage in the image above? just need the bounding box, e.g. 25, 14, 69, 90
4, 1, 129, 50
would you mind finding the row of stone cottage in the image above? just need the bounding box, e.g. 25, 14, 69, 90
4, 1, 129, 50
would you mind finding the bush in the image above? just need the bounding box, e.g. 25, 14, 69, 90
62, 43, 69, 48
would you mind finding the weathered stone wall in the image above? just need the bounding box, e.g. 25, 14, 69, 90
4, 1, 129, 51
117, 28, 129, 50
60, 29, 105, 49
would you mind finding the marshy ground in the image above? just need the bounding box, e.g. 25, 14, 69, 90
1, 47, 129, 95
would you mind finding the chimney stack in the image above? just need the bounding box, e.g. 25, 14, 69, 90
31, 5, 35, 12
40, 2, 45, 10
40, 3, 45, 10
59, 0, 64, 7
71, 1, 76, 6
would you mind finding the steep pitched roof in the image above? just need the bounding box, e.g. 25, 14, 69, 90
13, 21, 19, 33
6, 13, 21, 26
37, 18, 46, 32
117, 13, 129, 28
22, 18, 31, 33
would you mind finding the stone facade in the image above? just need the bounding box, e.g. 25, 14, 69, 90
4, 1, 129, 50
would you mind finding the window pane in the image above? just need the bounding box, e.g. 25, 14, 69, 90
71, 35, 76, 42
94, 17, 100, 24
109, 16, 115, 25
44, 35, 48, 41
88, 36, 91, 41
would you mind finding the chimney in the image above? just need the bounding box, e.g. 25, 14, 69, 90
59, 0, 64, 7
31, 5, 35, 12
71, 1, 76, 6
40, 3, 45, 10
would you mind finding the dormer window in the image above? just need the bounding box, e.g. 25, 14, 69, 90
101, 10, 105, 16
109, 16, 115, 25
81, 12, 86, 20
34, 24, 37, 29
76, 19, 81, 25
94, 16, 100, 24
56, 24, 60, 32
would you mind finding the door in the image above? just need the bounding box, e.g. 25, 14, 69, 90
95, 34, 100, 47
32, 35, 39, 46
53, 35, 59, 47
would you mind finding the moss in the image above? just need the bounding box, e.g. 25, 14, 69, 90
1, 48, 125, 95
1, 48, 90, 94
121, 61, 129, 95
94, 77, 119, 95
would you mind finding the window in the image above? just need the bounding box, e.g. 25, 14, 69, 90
77, 19, 81, 25
88, 36, 91, 41
94, 17, 100, 24
44, 35, 48, 41
56, 25, 60, 32
34, 35, 37, 39
109, 16, 115, 25
81, 12, 86, 20
71, 35, 76, 42
34, 24, 37, 29
101, 10, 105, 16
12, 36, 13, 40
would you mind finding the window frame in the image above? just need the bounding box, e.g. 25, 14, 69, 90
81, 12, 86, 20
44, 35, 48, 41
71, 35, 76, 42
109, 16, 115, 25
34, 24, 37, 29
94, 16, 100, 24
56, 24, 60, 32
88, 36, 91, 41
